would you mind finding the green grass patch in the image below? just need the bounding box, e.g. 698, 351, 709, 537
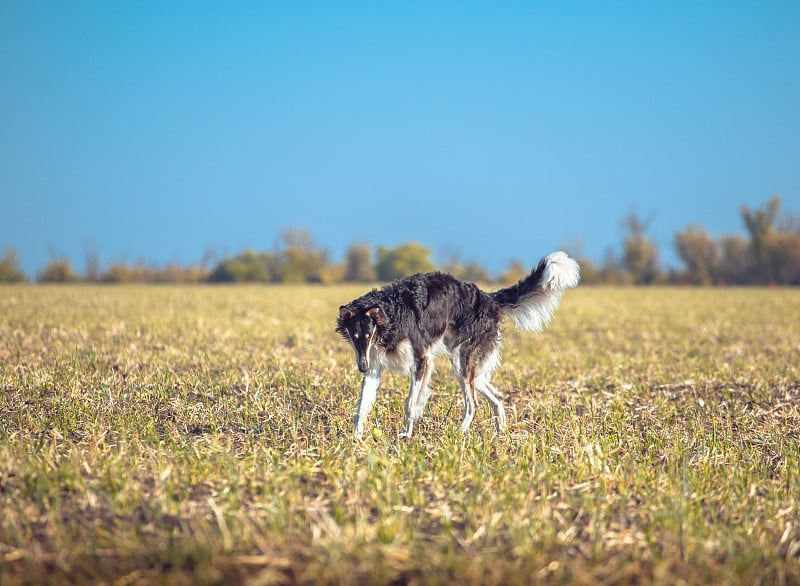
1, 285, 799, 584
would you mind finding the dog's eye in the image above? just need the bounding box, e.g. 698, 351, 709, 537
365, 333, 370, 339
353, 333, 359, 339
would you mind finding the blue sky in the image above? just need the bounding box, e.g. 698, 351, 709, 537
2, 1, 798, 278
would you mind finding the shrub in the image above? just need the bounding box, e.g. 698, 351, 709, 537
0, 248, 26, 283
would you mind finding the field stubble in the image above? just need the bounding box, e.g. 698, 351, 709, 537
0, 285, 799, 585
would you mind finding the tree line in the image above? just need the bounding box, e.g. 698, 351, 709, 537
2, 197, 798, 286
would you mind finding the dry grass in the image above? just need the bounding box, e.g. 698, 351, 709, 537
1, 285, 799, 585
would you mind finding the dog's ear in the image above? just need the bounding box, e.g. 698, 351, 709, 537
365, 306, 388, 326
339, 305, 356, 320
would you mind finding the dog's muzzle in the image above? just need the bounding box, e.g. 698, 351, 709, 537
355, 328, 377, 373
357, 353, 370, 373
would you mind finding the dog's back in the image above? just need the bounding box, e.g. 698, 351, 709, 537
349, 271, 501, 355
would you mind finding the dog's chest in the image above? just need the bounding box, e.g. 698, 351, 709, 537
375, 337, 453, 375
375, 339, 414, 374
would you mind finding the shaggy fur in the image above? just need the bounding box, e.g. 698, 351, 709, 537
336, 251, 580, 438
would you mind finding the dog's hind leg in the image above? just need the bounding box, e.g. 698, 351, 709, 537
475, 348, 506, 432
458, 341, 506, 434
450, 348, 475, 434
354, 369, 382, 439
459, 375, 478, 434
413, 358, 435, 420
400, 356, 433, 439
476, 376, 507, 432
451, 347, 476, 434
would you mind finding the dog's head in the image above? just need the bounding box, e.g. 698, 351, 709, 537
336, 305, 388, 373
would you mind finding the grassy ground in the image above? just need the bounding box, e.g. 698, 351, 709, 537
0, 285, 798, 585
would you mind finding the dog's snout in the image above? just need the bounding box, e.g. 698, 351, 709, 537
358, 356, 369, 373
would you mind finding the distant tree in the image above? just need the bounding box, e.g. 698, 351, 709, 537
457, 261, 489, 283
37, 259, 80, 283
152, 262, 208, 283
718, 235, 752, 285
102, 263, 133, 283
375, 243, 435, 281
764, 199, 800, 284
207, 250, 276, 283
621, 213, 661, 284
576, 258, 599, 285
100, 260, 144, 283
674, 225, 720, 285
276, 227, 329, 283
343, 243, 376, 282
765, 232, 800, 285
498, 260, 527, 285
440, 250, 489, 283
278, 247, 311, 283
183, 265, 210, 283
318, 262, 346, 285
0, 248, 26, 283
598, 248, 630, 285
129, 260, 152, 283
741, 196, 781, 283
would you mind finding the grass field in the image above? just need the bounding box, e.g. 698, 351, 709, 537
1, 285, 799, 585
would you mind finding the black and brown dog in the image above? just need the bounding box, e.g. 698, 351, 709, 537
337, 251, 580, 439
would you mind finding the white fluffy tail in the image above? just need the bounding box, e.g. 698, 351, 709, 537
491, 251, 580, 332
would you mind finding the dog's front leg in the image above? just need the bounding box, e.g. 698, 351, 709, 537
399, 373, 419, 439
401, 357, 433, 439
354, 369, 381, 439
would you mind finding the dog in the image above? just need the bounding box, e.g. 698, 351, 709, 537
336, 251, 580, 439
